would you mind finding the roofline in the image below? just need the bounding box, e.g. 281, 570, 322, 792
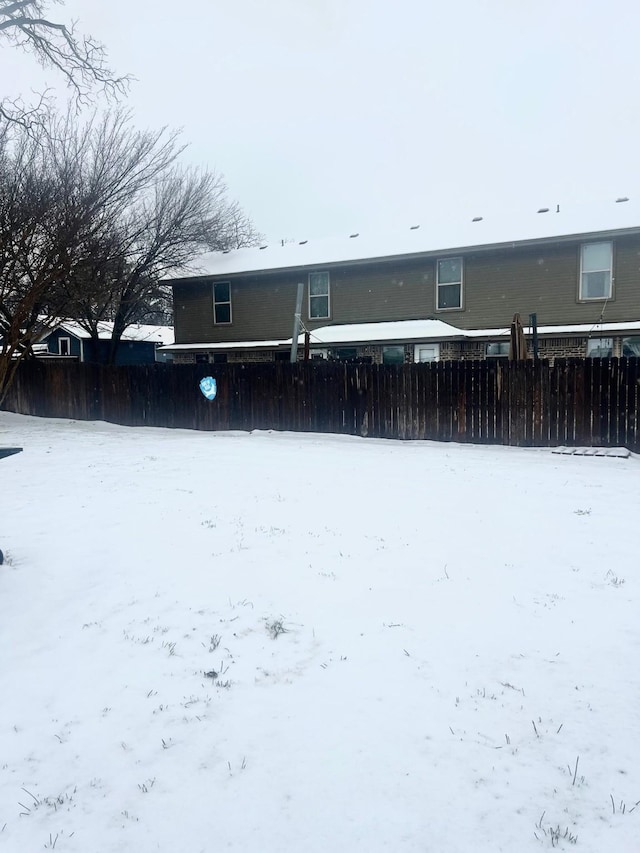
161, 339, 290, 352
165, 225, 640, 283
161, 320, 640, 352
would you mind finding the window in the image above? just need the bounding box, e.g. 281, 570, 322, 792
436, 258, 463, 310
58, 336, 71, 356
309, 272, 330, 319
414, 344, 440, 362
332, 347, 357, 362
622, 336, 640, 357
196, 353, 210, 364
212, 352, 228, 364
486, 341, 510, 358
580, 242, 612, 300
213, 281, 232, 324
329, 348, 372, 363
382, 345, 405, 365
586, 337, 613, 358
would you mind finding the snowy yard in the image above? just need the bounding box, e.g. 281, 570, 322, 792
0, 411, 638, 853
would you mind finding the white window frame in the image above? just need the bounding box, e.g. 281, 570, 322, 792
58, 336, 71, 356
414, 343, 440, 362
579, 242, 613, 301
308, 272, 330, 320
436, 257, 463, 311
213, 281, 232, 325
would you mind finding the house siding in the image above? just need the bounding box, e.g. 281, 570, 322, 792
45, 329, 83, 358
172, 234, 640, 346
457, 235, 640, 329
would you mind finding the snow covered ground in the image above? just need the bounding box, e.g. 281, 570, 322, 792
0, 411, 638, 853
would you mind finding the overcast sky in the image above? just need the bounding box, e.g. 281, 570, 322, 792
2, 0, 640, 243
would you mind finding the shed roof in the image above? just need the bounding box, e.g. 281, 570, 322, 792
53, 322, 174, 346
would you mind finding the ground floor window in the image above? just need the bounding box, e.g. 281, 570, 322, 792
330, 347, 371, 364
622, 336, 640, 357
414, 343, 440, 362
382, 345, 405, 365
586, 338, 613, 357
196, 353, 209, 364
212, 353, 228, 364
486, 341, 510, 358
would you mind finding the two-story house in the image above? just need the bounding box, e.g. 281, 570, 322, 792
162, 199, 640, 364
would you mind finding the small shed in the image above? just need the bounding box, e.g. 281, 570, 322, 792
42, 322, 175, 365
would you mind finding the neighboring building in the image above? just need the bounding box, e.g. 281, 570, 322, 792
41, 322, 175, 364
161, 200, 640, 364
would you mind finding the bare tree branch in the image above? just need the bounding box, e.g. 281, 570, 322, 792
0, 0, 129, 130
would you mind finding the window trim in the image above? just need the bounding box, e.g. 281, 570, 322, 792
213, 281, 232, 325
308, 271, 330, 320
579, 242, 613, 302
58, 336, 71, 356
414, 343, 440, 363
436, 257, 463, 311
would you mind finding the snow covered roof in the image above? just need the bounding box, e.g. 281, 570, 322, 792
170, 198, 640, 280
300, 319, 464, 345
463, 320, 640, 339
53, 322, 174, 346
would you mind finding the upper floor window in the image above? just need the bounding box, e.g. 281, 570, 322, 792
436, 258, 463, 310
580, 242, 612, 300
309, 272, 330, 319
213, 281, 232, 324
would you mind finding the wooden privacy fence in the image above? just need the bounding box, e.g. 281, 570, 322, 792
2, 358, 640, 450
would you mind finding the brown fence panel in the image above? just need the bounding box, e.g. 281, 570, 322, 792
3, 359, 640, 452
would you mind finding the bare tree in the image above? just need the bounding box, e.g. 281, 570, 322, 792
0, 121, 77, 397
0, 110, 178, 398
0, 0, 128, 129
64, 162, 261, 363
0, 109, 260, 397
